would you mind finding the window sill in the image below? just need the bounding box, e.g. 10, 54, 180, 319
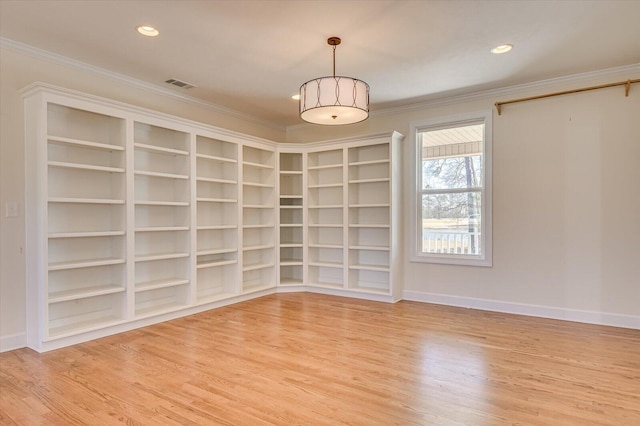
411, 253, 492, 267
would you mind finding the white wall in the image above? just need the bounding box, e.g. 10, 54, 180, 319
0, 45, 285, 350
288, 68, 640, 327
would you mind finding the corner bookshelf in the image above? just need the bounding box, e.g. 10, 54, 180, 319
279, 132, 403, 301
278, 152, 304, 285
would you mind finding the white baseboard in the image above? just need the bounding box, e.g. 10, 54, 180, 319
403, 290, 640, 330
5, 291, 636, 353
0, 332, 27, 353
302, 285, 397, 303
276, 284, 398, 302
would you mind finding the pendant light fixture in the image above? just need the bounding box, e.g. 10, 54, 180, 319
299, 37, 370, 125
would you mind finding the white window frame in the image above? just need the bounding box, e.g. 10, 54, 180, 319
410, 110, 493, 267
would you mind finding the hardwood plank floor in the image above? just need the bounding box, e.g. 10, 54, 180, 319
1, 293, 639, 425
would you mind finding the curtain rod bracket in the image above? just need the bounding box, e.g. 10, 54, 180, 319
625, 79, 631, 97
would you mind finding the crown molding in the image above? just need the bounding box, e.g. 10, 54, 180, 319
4, 37, 637, 133
287, 63, 640, 132
0, 37, 285, 132
21, 81, 280, 149
370, 63, 640, 118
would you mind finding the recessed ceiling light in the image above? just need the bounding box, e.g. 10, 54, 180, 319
136, 26, 159, 37
491, 44, 513, 54
291, 94, 300, 100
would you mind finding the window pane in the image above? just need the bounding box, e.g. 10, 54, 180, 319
422, 155, 482, 190
421, 192, 482, 255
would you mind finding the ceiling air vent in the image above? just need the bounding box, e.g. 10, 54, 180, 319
165, 78, 196, 89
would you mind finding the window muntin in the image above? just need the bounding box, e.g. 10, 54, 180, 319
412, 114, 492, 266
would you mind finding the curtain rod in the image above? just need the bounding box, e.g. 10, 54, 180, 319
495, 78, 639, 115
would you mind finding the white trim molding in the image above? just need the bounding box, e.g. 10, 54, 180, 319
0, 332, 27, 353
371, 63, 640, 118
403, 290, 640, 330
410, 110, 493, 267
4, 36, 637, 134
0, 37, 284, 132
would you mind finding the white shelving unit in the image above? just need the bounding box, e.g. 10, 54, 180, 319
306, 148, 345, 289
42, 102, 128, 340
241, 145, 276, 292
24, 83, 402, 352
195, 135, 238, 303
347, 143, 392, 294
133, 122, 191, 318
278, 152, 304, 285
277, 133, 403, 301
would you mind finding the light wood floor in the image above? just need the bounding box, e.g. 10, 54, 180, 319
1, 293, 639, 425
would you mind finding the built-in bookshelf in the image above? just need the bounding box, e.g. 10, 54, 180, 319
289, 134, 402, 300
278, 152, 304, 285
24, 83, 402, 352
242, 145, 276, 292
133, 122, 191, 318
43, 103, 128, 339
307, 148, 345, 288
347, 143, 392, 293
195, 135, 239, 302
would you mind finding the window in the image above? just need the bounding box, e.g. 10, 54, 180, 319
411, 111, 492, 266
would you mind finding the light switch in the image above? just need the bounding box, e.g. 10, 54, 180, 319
5, 202, 18, 217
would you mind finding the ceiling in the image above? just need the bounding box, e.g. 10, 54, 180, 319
1, 0, 639, 128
